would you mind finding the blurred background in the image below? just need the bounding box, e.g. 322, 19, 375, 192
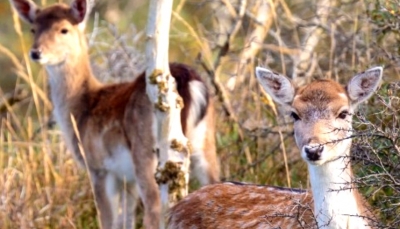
0, 0, 399, 228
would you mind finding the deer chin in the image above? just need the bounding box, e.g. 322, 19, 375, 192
31, 55, 66, 66
305, 158, 325, 166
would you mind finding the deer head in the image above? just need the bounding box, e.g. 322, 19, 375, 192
256, 67, 382, 166
10, 0, 93, 66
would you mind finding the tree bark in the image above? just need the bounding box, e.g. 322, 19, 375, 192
145, 0, 190, 227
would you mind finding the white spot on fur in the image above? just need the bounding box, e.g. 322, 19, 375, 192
249, 192, 263, 199
338, 93, 348, 100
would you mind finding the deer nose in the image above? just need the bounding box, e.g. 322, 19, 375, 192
30, 49, 42, 60
304, 145, 324, 161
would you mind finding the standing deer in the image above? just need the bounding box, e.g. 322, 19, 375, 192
9, 0, 220, 228
168, 66, 383, 229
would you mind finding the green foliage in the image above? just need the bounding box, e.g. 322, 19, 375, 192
353, 83, 400, 227
368, 0, 400, 32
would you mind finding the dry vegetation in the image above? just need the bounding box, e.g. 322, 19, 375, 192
0, 0, 399, 228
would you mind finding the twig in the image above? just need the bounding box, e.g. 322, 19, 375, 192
0, 88, 29, 114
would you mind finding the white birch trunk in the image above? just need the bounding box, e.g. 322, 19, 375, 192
145, 0, 190, 228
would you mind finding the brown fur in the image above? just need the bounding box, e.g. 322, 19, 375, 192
169, 183, 316, 229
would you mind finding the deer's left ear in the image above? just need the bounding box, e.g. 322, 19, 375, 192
9, 0, 39, 24
347, 66, 383, 106
70, 0, 94, 31
255, 67, 295, 106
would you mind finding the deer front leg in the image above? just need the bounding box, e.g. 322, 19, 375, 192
117, 182, 138, 229
190, 151, 220, 185
91, 170, 119, 229
189, 113, 220, 185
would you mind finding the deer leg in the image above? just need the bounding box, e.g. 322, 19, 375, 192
190, 117, 220, 185
202, 133, 220, 184
91, 170, 119, 229
190, 129, 220, 186
190, 151, 219, 185
117, 182, 138, 229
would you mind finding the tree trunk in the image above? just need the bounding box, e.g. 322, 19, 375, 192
145, 0, 190, 228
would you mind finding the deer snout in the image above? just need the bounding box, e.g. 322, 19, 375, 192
30, 49, 42, 61
304, 145, 324, 161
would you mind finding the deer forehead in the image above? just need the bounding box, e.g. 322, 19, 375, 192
34, 4, 79, 29
292, 80, 349, 118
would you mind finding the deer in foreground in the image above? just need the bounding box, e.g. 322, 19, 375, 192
10, 0, 220, 228
168, 66, 383, 229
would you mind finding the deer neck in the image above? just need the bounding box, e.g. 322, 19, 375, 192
47, 51, 100, 108
45, 51, 101, 142
308, 143, 370, 228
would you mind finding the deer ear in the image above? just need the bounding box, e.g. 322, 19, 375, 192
70, 0, 94, 31
347, 66, 383, 106
9, 0, 38, 24
255, 67, 295, 105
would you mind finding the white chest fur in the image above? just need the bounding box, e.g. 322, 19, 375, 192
309, 160, 370, 229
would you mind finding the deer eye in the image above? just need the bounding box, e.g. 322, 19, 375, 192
338, 110, 349, 119
30, 28, 35, 34
290, 112, 301, 121
61, 28, 69, 34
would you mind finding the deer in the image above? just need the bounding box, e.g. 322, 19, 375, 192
9, 0, 220, 228
168, 66, 383, 229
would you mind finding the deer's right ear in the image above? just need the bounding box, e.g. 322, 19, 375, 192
347, 66, 383, 106
70, 0, 94, 31
9, 0, 38, 24
255, 67, 295, 105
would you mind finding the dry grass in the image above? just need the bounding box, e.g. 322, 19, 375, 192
0, 11, 97, 229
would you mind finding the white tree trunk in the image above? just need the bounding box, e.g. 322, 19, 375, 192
145, 0, 190, 228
